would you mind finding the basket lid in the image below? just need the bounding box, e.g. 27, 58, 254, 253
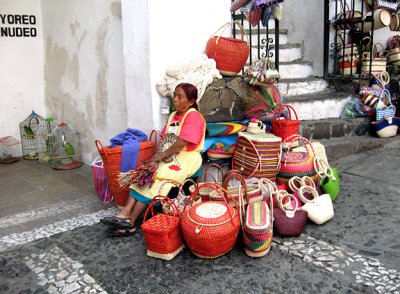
238, 131, 282, 142
186, 202, 236, 226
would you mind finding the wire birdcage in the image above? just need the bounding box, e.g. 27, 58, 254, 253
19, 111, 46, 160
48, 123, 83, 170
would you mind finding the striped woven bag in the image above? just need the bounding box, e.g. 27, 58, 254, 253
276, 135, 318, 189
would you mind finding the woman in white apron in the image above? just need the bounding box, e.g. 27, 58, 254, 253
101, 83, 206, 236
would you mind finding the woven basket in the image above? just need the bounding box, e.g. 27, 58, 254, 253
243, 199, 273, 257
271, 104, 300, 141
141, 196, 184, 260
232, 131, 282, 181
206, 21, 250, 76
273, 194, 308, 237
181, 183, 240, 259
189, 164, 224, 201
95, 132, 156, 207
209, 169, 248, 206
276, 135, 318, 189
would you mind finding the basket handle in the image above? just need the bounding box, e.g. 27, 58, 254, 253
177, 178, 197, 205
314, 157, 335, 180
222, 169, 248, 202
231, 135, 261, 179
143, 195, 180, 223
197, 171, 218, 185
209, 20, 249, 45
275, 104, 299, 128
95, 140, 109, 160
183, 182, 237, 224
298, 186, 319, 204
282, 135, 316, 159
157, 180, 179, 196
204, 163, 225, 181
277, 193, 299, 218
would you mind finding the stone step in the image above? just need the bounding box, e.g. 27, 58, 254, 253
278, 61, 313, 79
249, 44, 302, 63
284, 90, 352, 120
277, 77, 329, 97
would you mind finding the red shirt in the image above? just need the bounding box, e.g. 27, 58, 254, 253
160, 110, 205, 151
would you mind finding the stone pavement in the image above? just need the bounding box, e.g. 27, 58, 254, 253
0, 138, 399, 293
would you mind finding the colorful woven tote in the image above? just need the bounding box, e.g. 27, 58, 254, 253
276, 135, 318, 189
232, 131, 282, 180
141, 196, 184, 261
181, 183, 240, 259
243, 200, 273, 257
271, 104, 300, 141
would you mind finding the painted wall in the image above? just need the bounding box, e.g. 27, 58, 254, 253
122, 0, 231, 133
41, 0, 126, 163
0, 0, 45, 155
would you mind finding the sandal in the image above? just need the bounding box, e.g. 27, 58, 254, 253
106, 227, 136, 237
100, 216, 132, 229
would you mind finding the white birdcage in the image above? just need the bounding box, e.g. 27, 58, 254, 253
19, 111, 46, 160
48, 123, 83, 170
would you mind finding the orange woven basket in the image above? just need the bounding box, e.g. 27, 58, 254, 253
181, 183, 240, 259
141, 196, 184, 260
206, 21, 250, 76
95, 131, 156, 207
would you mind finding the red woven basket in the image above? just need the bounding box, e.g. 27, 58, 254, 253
181, 183, 240, 259
95, 132, 156, 207
271, 104, 300, 141
206, 21, 250, 76
141, 196, 184, 260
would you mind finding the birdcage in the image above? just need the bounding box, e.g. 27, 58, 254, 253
48, 123, 83, 170
19, 111, 46, 160
37, 118, 56, 164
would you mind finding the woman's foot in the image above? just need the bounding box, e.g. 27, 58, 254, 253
106, 226, 136, 237
100, 216, 132, 229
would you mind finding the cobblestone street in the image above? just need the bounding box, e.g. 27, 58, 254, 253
0, 140, 400, 293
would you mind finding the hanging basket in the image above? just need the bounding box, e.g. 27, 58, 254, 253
206, 21, 250, 76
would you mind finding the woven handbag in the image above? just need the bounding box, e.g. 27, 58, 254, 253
276, 135, 318, 189
273, 193, 308, 237
232, 131, 282, 180
376, 89, 395, 121
243, 200, 273, 257
181, 183, 240, 259
189, 163, 224, 201
361, 43, 387, 75
206, 21, 250, 76
298, 186, 334, 225
314, 158, 340, 201
95, 132, 156, 207
141, 196, 184, 260
271, 104, 300, 141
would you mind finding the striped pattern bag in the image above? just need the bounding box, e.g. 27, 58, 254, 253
243, 201, 273, 257
232, 131, 282, 181
91, 157, 113, 203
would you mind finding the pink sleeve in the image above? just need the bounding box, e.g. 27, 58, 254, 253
179, 111, 205, 151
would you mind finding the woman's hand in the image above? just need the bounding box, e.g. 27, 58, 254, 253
151, 153, 164, 163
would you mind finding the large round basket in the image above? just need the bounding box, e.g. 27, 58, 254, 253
181, 183, 240, 259
95, 136, 155, 207
206, 21, 250, 76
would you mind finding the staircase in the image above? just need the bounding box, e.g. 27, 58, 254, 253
236, 20, 352, 121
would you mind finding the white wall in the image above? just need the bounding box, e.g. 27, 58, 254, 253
41, 0, 126, 164
122, 0, 231, 132
0, 0, 44, 155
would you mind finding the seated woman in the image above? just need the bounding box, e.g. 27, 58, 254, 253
101, 83, 206, 236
